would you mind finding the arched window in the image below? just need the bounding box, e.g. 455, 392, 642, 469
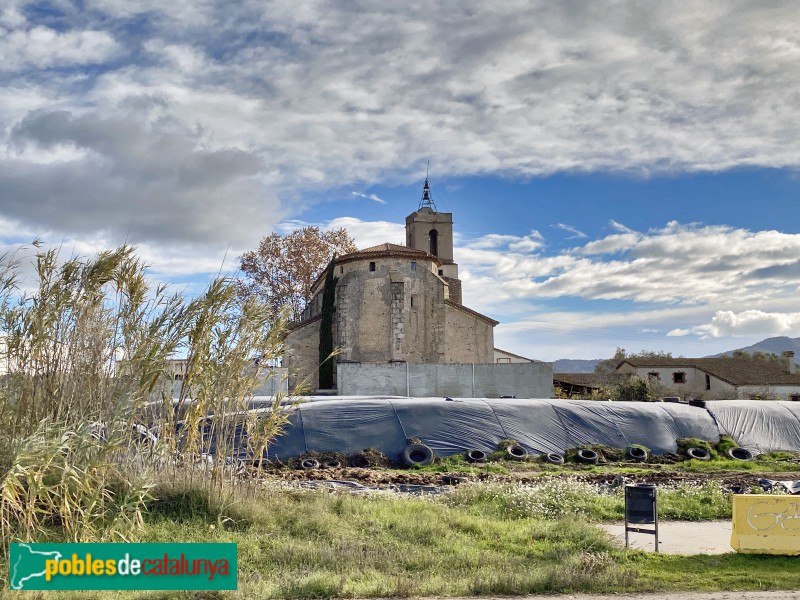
429, 229, 439, 256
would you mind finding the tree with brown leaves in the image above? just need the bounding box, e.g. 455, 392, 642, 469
238, 226, 357, 321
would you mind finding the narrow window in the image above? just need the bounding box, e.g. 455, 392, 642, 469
340, 266, 344, 274
410, 261, 416, 272
705, 374, 711, 391
429, 229, 439, 256
369, 261, 376, 272
410, 295, 417, 308
673, 372, 686, 384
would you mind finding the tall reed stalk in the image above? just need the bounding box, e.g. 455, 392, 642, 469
0, 244, 291, 549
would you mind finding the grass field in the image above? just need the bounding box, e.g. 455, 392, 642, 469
10, 475, 799, 599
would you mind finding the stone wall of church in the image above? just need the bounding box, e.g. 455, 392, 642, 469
444, 304, 495, 364
335, 256, 446, 364
284, 317, 321, 391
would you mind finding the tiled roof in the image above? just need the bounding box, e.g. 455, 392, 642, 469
619, 357, 800, 386
358, 242, 424, 254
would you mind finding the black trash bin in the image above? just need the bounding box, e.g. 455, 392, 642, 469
624, 483, 659, 551
626, 483, 656, 524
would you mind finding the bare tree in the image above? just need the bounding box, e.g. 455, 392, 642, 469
238, 226, 357, 321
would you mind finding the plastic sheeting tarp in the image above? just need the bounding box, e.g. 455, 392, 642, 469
707, 401, 800, 454
256, 398, 723, 461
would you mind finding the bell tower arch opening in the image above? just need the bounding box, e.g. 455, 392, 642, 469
429, 229, 439, 257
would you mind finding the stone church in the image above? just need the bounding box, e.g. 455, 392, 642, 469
285, 177, 499, 390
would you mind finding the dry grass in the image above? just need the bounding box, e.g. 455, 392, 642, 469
0, 243, 293, 558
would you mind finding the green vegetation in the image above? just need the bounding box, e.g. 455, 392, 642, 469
0, 244, 291, 554
14, 481, 800, 598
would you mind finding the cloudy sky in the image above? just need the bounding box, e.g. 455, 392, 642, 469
2, 0, 800, 361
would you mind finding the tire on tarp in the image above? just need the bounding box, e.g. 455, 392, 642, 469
402, 443, 434, 467
545, 452, 565, 465
626, 446, 648, 462
727, 447, 754, 461
300, 458, 319, 469
685, 446, 711, 461
506, 444, 528, 460
465, 449, 487, 463
576, 448, 599, 464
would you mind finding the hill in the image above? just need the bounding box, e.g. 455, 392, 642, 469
711, 336, 800, 362
553, 358, 601, 373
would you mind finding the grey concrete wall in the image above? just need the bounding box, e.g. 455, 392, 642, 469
169, 367, 289, 397
337, 362, 554, 398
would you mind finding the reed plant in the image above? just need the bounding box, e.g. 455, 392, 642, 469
0, 244, 291, 552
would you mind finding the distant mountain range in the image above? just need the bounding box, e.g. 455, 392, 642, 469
709, 336, 800, 363
554, 336, 800, 373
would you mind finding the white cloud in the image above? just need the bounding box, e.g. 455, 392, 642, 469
668, 310, 800, 338
351, 192, 386, 204
1, 2, 800, 256
325, 217, 405, 250
553, 223, 587, 239
0, 27, 119, 72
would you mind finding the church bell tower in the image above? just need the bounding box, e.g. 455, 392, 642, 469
405, 175, 462, 303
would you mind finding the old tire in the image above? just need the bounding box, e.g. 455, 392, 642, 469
465, 449, 488, 463
576, 449, 599, 464
506, 444, 528, 460
626, 446, 648, 462
300, 458, 319, 469
402, 443, 434, 467
685, 447, 711, 461
545, 452, 565, 465
322, 459, 342, 469
727, 447, 754, 461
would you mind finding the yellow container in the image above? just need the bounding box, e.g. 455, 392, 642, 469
731, 494, 800, 555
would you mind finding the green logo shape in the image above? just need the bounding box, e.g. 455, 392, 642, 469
9, 543, 237, 590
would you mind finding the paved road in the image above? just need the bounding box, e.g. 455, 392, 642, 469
601, 520, 733, 554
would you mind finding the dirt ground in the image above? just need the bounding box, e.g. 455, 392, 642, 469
255, 463, 800, 490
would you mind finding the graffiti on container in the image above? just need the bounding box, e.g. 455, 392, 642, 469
746, 501, 800, 532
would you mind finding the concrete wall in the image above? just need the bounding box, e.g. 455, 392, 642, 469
168, 368, 289, 397
337, 361, 554, 398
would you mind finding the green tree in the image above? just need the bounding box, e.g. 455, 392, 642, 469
612, 376, 656, 402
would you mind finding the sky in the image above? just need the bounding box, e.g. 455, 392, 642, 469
2, 1, 800, 362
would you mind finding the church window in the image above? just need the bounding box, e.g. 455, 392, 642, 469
369, 262, 376, 272
340, 266, 344, 274
429, 229, 439, 256
410, 294, 418, 308
410, 261, 416, 272
438, 269, 444, 276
